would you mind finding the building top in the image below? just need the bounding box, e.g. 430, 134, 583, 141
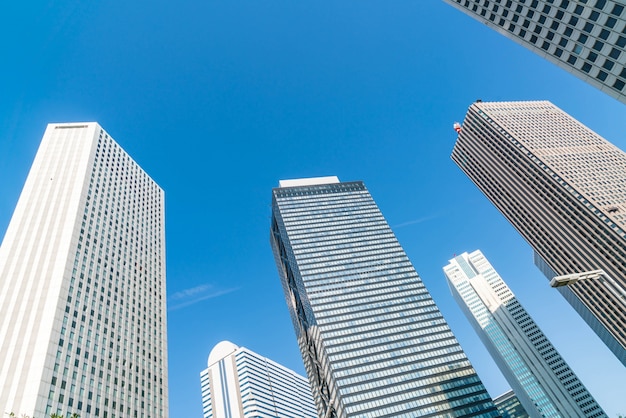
278, 176, 340, 188
207, 340, 239, 366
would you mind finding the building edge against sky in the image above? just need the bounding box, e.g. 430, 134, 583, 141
451, 100, 626, 367
270, 176, 499, 418
444, 250, 606, 418
492, 390, 529, 418
0, 123, 167, 417
441, 0, 626, 104
199, 340, 316, 418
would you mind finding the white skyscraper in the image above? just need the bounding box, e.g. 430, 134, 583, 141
444, 250, 605, 418
200, 341, 317, 418
0, 123, 168, 418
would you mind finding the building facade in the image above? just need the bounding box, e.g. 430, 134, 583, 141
442, 0, 626, 104
451, 100, 626, 366
444, 250, 606, 418
492, 390, 529, 418
270, 176, 499, 418
200, 341, 317, 418
0, 123, 167, 418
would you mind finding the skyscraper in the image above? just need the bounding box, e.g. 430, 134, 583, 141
200, 340, 317, 418
442, 0, 626, 104
492, 391, 529, 418
451, 100, 626, 366
270, 176, 499, 418
0, 123, 167, 418
444, 250, 606, 418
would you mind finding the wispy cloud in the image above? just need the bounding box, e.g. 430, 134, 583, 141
168, 283, 239, 311
392, 214, 439, 229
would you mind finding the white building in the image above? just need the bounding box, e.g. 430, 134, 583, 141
0, 123, 168, 418
444, 250, 605, 418
442, 0, 626, 103
200, 341, 316, 418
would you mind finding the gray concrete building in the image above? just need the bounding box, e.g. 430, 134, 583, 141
442, 0, 626, 103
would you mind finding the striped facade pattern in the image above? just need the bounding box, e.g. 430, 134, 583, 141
200, 341, 317, 418
451, 100, 626, 366
444, 250, 606, 418
0, 123, 167, 418
270, 179, 499, 418
493, 390, 529, 418
442, 0, 626, 104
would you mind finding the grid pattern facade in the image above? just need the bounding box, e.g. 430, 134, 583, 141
0, 123, 167, 418
444, 250, 606, 418
493, 390, 529, 418
451, 100, 626, 366
270, 178, 499, 418
442, 0, 626, 104
200, 341, 317, 418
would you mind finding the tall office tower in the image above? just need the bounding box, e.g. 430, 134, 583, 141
451, 100, 626, 366
492, 391, 529, 418
442, 0, 626, 104
0, 123, 167, 418
200, 340, 317, 418
444, 250, 606, 418
270, 176, 499, 418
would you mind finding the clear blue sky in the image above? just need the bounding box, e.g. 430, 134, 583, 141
1, 1, 625, 416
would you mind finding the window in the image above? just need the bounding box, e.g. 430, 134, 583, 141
611, 4, 624, 16
592, 40, 604, 51
603, 59, 614, 71
605, 16, 617, 28
599, 29, 610, 40
609, 47, 622, 59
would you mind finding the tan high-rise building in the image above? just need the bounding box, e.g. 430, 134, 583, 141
442, 0, 626, 104
0, 123, 168, 418
452, 100, 626, 366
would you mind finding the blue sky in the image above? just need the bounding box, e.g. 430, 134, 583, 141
1, 1, 626, 416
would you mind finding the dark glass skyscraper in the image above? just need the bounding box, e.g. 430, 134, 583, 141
270, 176, 499, 418
452, 100, 626, 366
